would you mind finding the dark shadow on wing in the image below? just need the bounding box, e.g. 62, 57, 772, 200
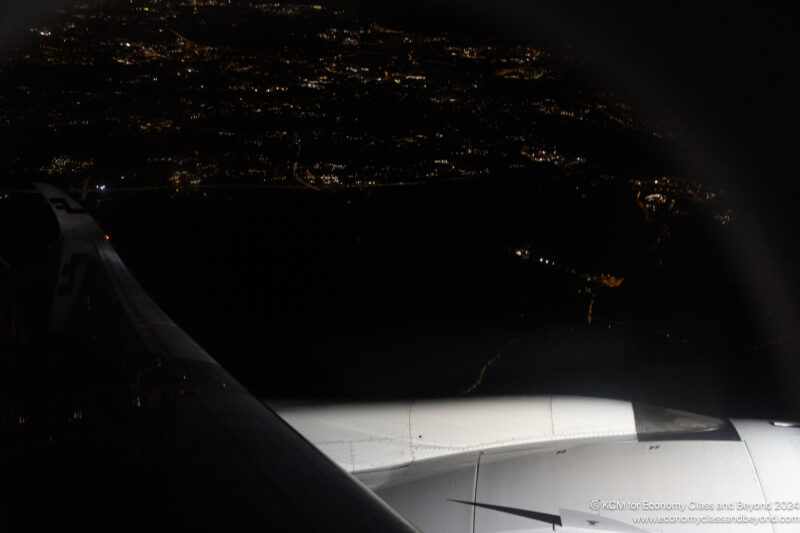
0, 183, 417, 532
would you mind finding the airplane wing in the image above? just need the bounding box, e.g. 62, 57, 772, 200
4, 183, 418, 531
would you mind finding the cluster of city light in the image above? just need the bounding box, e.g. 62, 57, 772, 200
40, 156, 95, 175
7, 0, 665, 190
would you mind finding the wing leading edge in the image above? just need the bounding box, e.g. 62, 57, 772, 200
23, 183, 417, 532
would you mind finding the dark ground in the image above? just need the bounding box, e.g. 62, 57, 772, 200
0, 172, 782, 420
2, 1, 800, 421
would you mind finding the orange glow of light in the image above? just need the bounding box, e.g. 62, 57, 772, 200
587, 298, 595, 324
463, 352, 503, 394
104, 234, 110, 240
597, 274, 624, 288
